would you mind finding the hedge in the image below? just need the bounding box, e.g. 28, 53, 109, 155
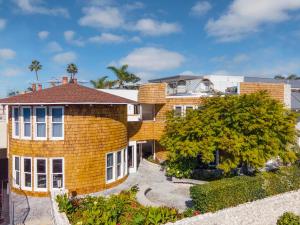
277, 212, 300, 225
190, 165, 300, 213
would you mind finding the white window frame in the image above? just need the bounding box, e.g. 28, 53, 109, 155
184, 105, 195, 116
12, 155, 20, 188
21, 106, 32, 140
50, 158, 65, 190
21, 157, 32, 191
49, 106, 64, 140
12, 106, 20, 139
116, 150, 122, 179
123, 148, 128, 176
34, 158, 47, 192
173, 105, 184, 117
34, 106, 47, 140
106, 153, 115, 184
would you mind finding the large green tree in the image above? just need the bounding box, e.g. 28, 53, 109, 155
29, 60, 42, 81
107, 64, 140, 88
90, 76, 116, 89
160, 91, 298, 175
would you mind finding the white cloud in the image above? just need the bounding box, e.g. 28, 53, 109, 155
46, 41, 63, 53
130, 36, 142, 43
0, 49, 16, 60
79, 6, 124, 29
191, 1, 212, 16
119, 47, 185, 71
53, 51, 77, 64
0, 18, 6, 30
206, 0, 300, 42
38, 31, 49, 40
1, 68, 22, 77
14, 0, 69, 17
233, 54, 250, 63
64, 30, 85, 47
89, 33, 124, 43
124, 2, 144, 11
132, 18, 180, 36
180, 70, 196, 75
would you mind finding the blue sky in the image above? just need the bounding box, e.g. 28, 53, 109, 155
0, 0, 300, 97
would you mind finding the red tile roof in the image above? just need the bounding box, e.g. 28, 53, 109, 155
0, 83, 136, 105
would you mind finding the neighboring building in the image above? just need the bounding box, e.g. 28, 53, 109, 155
0, 75, 293, 197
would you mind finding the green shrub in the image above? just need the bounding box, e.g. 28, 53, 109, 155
277, 212, 300, 225
56, 186, 185, 225
190, 166, 300, 213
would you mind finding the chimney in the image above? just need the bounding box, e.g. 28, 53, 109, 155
73, 78, 78, 84
62, 76, 68, 84
38, 84, 42, 91
32, 83, 36, 92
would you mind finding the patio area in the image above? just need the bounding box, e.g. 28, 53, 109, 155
94, 159, 206, 211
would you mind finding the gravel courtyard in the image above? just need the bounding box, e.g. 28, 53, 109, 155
167, 189, 300, 225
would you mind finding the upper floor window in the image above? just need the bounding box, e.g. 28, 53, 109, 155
50, 107, 64, 140
174, 105, 197, 117
12, 107, 20, 138
22, 107, 32, 139
34, 107, 47, 140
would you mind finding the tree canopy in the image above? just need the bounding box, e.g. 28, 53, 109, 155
67, 63, 78, 82
29, 60, 42, 82
90, 76, 116, 89
107, 64, 140, 88
160, 91, 298, 175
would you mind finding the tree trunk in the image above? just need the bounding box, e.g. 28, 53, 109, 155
35, 71, 38, 82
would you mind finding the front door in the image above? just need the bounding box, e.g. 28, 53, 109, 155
128, 142, 137, 173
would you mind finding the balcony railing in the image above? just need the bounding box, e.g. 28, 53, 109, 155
166, 79, 213, 96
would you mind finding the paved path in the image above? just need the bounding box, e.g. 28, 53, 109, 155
167, 189, 300, 225
93, 160, 201, 211
12, 193, 53, 225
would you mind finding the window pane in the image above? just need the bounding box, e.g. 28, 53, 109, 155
107, 154, 113, 167
52, 123, 62, 137
37, 159, 46, 173
36, 108, 46, 122
23, 108, 31, 122
117, 151, 121, 163
37, 174, 47, 188
16, 172, 20, 185
52, 108, 62, 122
52, 159, 62, 173
117, 165, 121, 177
37, 123, 46, 137
15, 157, 19, 170
14, 108, 19, 121
15, 122, 19, 136
24, 123, 31, 137
175, 107, 182, 116
25, 173, 31, 187
53, 174, 63, 188
24, 159, 31, 172
107, 168, 113, 181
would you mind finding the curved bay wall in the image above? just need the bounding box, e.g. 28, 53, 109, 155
9, 104, 128, 197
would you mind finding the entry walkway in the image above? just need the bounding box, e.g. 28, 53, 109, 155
95, 160, 202, 211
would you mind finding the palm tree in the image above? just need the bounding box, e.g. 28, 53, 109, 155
107, 64, 140, 88
66, 63, 78, 82
287, 74, 300, 80
29, 60, 42, 81
90, 76, 116, 89
274, 75, 285, 79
